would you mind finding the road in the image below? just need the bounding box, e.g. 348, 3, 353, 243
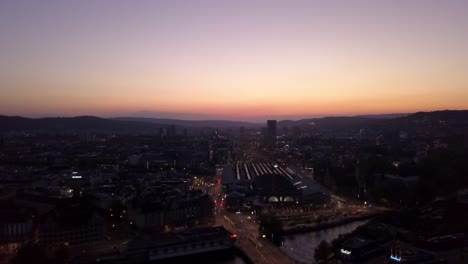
220, 211, 296, 264
211, 169, 296, 264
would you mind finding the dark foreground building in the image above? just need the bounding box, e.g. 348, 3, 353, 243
71, 226, 237, 264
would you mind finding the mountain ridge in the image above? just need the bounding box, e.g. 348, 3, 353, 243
0, 110, 467, 132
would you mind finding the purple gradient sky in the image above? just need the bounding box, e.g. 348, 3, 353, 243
1, 0, 467, 121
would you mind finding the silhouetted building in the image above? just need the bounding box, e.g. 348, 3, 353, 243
338, 236, 383, 261
239, 126, 245, 135
266, 120, 277, 145
255, 174, 301, 203
39, 201, 105, 245
129, 188, 213, 230
168, 125, 176, 137
0, 200, 34, 254
267, 120, 277, 138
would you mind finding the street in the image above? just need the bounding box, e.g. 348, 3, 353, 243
210, 169, 296, 264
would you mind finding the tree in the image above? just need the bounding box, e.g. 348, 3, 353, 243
12, 243, 49, 264
55, 245, 70, 263
331, 234, 346, 251
259, 214, 283, 245
314, 240, 332, 263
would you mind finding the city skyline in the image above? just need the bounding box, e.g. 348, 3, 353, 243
1, 0, 468, 120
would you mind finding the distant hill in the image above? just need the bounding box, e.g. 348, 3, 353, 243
1, 110, 466, 133
0, 115, 163, 132
112, 117, 262, 128
278, 116, 382, 130
0, 115, 261, 133
405, 110, 468, 122
277, 110, 468, 130
355, 113, 409, 119
389, 110, 468, 128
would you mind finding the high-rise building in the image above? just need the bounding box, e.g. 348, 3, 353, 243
267, 120, 277, 140
239, 126, 245, 135
168, 125, 176, 137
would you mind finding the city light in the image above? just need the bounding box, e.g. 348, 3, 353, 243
1, 2, 466, 259
340, 249, 352, 255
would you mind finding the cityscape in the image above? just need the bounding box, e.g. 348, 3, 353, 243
1, 1, 468, 264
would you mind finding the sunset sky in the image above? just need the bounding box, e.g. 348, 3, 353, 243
1, 0, 467, 121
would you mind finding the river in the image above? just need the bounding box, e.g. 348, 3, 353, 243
280, 220, 369, 263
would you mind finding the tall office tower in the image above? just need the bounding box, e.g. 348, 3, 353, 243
168, 125, 176, 137
267, 120, 277, 140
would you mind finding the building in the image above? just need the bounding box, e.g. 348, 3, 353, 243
0, 200, 34, 256
388, 245, 444, 263
168, 125, 176, 137
255, 174, 301, 203
222, 162, 330, 207
127, 226, 236, 261
417, 234, 464, 251
71, 227, 237, 263
128, 187, 213, 230
338, 236, 383, 261
39, 201, 105, 245
266, 120, 277, 142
